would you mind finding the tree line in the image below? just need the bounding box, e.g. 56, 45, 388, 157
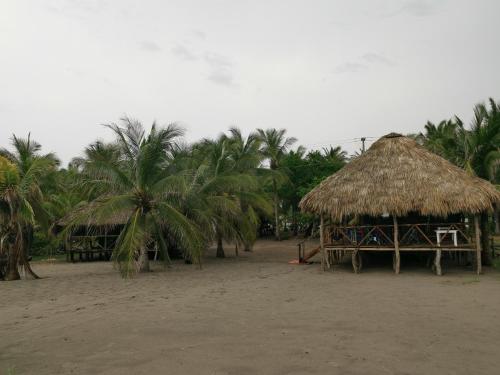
1, 97, 499, 280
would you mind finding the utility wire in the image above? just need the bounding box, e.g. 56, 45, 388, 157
299, 136, 378, 148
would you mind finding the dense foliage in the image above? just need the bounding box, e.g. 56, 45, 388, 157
1, 98, 499, 279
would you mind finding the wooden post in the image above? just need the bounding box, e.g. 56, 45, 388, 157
474, 215, 482, 274
434, 249, 442, 276
320, 214, 325, 271
393, 215, 400, 274
352, 249, 359, 273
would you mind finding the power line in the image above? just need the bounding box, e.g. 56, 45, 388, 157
299, 136, 378, 148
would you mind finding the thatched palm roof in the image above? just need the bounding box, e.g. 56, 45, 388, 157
58, 201, 131, 228
299, 133, 500, 220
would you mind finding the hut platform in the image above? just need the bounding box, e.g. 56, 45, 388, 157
322, 222, 480, 275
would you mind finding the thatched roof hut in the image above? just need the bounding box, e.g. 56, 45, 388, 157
300, 133, 500, 221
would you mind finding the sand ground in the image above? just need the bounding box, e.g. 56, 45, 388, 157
2, 239, 500, 375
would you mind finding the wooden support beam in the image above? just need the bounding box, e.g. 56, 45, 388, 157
320, 214, 325, 271
474, 215, 482, 275
352, 249, 360, 274
393, 215, 400, 274
434, 249, 442, 276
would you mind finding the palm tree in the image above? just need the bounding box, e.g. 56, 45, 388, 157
0, 133, 59, 175
188, 133, 270, 258
0, 155, 51, 280
322, 146, 348, 164
66, 118, 204, 276
462, 99, 500, 180
227, 127, 263, 172
420, 119, 465, 166
0, 134, 59, 280
421, 99, 500, 263
226, 128, 271, 251
462, 100, 500, 259
0, 133, 60, 229
257, 128, 297, 240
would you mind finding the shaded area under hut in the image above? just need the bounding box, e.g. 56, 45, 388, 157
299, 133, 500, 275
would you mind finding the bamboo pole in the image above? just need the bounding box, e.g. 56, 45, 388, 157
474, 215, 482, 275
393, 215, 400, 274
320, 214, 325, 271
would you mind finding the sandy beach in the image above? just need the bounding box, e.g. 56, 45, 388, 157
2, 239, 500, 375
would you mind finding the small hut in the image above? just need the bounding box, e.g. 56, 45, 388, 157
299, 133, 500, 275
59, 206, 129, 262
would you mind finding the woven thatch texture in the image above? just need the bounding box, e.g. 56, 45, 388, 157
59, 201, 131, 228
299, 133, 500, 220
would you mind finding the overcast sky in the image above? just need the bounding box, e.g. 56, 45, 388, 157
1, 0, 499, 164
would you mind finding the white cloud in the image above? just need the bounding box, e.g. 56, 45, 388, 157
398, 0, 437, 17
334, 62, 367, 74
171, 44, 197, 61
139, 41, 161, 52
208, 70, 235, 87
361, 53, 394, 66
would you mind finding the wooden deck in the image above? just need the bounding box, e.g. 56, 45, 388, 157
319, 221, 482, 275
324, 245, 476, 252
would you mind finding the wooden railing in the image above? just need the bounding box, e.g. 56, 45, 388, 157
324, 223, 474, 249
66, 233, 119, 262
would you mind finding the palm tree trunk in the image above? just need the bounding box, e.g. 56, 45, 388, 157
271, 178, 281, 241
292, 207, 298, 237
480, 212, 492, 265
216, 235, 225, 258
6, 245, 20, 281
244, 242, 253, 252
138, 246, 150, 272
274, 198, 280, 240
495, 203, 500, 234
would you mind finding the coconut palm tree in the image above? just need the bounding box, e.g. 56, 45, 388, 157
257, 128, 297, 240
419, 119, 465, 166
0, 134, 60, 229
227, 127, 263, 172
188, 133, 271, 258
0, 133, 59, 175
421, 99, 500, 262
0, 155, 51, 280
66, 118, 204, 276
462, 100, 500, 259
225, 127, 271, 251
0, 134, 59, 280
322, 146, 348, 163
462, 99, 500, 180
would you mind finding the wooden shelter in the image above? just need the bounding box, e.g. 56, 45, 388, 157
60, 209, 129, 262
299, 133, 500, 275
60, 204, 180, 262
